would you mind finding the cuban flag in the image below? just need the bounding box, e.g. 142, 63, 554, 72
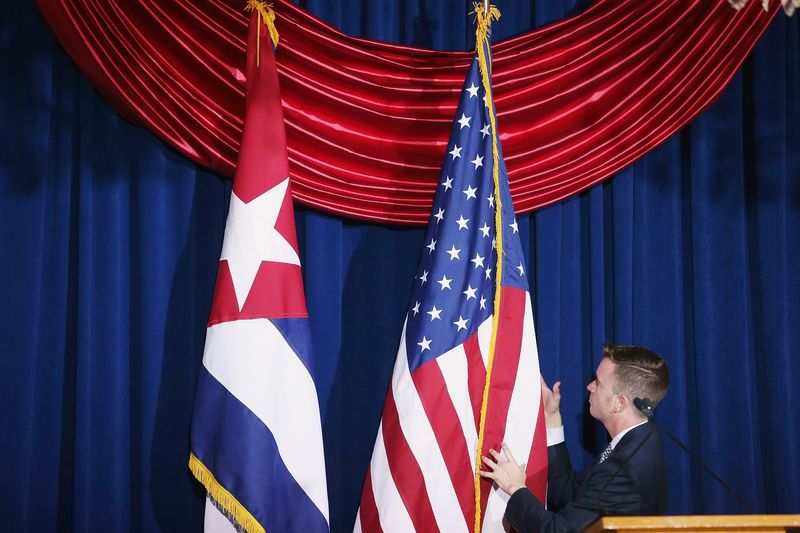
356, 9, 548, 532
189, 5, 329, 533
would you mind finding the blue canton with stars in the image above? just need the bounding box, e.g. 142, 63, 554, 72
405, 51, 529, 373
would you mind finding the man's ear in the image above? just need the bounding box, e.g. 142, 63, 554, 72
615, 395, 627, 413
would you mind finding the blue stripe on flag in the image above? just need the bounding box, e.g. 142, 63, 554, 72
270, 317, 314, 377
191, 366, 328, 532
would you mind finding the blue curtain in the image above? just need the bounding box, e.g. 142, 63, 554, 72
1, 1, 798, 531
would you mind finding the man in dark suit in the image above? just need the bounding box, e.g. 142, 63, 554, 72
479, 344, 670, 532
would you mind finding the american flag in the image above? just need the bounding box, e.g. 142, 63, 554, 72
356, 39, 548, 533
189, 7, 329, 533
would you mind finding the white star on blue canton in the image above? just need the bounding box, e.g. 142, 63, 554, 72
418, 336, 432, 352
517, 263, 525, 276
402, 56, 524, 369
419, 269, 428, 284
510, 220, 519, 234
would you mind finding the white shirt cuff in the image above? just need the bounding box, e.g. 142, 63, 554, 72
546, 426, 565, 447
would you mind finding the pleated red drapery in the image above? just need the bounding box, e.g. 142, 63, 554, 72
36, 0, 775, 224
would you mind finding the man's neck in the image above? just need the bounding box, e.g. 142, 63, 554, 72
606, 416, 647, 441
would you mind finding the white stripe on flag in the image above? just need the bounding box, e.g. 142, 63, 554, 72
482, 486, 507, 533
501, 294, 542, 450
437, 319, 492, 467
483, 294, 542, 532
477, 316, 493, 370
202, 318, 329, 520
204, 497, 239, 533
370, 421, 414, 532
393, 324, 470, 533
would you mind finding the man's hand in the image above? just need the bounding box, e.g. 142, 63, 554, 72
478, 443, 527, 496
541, 376, 563, 428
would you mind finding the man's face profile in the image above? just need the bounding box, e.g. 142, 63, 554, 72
586, 358, 618, 423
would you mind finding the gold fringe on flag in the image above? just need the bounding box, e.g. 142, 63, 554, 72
189, 452, 266, 533
473, 2, 501, 54
471, 3, 504, 533
245, 0, 280, 67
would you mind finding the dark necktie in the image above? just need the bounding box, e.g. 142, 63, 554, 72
598, 443, 613, 463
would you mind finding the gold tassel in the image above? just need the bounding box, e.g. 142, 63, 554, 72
189, 453, 266, 533
473, 2, 501, 51
245, 0, 280, 68
470, 4, 504, 533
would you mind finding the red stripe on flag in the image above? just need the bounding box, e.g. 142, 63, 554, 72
526, 399, 549, 503
208, 260, 308, 326
358, 465, 384, 533
412, 359, 475, 529
464, 333, 487, 436
479, 286, 527, 519
381, 389, 438, 532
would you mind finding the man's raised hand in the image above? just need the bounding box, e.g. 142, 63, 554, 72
541, 376, 563, 428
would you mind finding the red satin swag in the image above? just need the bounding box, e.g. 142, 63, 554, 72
36, 0, 775, 224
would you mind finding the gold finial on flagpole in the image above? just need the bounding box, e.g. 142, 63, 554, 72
473, 1, 500, 51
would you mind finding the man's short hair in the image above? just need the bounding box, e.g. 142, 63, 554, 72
604, 343, 669, 408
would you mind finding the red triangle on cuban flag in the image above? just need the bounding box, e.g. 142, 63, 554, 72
208, 176, 307, 326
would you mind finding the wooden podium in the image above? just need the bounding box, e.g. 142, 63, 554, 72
585, 514, 800, 533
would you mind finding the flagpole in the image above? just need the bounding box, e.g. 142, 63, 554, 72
472, 5, 505, 531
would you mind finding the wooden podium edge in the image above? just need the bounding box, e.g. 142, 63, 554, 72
584, 514, 800, 533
